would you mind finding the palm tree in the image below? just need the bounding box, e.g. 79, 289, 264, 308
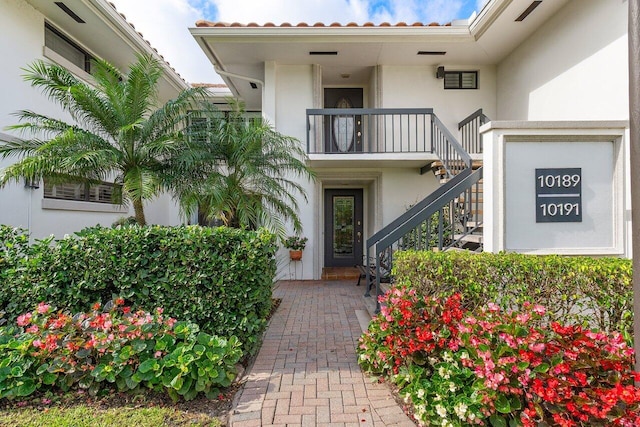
170, 102, 315, 237
0, 54, 205, 225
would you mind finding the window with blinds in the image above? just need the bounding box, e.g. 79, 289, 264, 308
44, 23, 94, 74
44, 180, 119, 204
444, 71, 478, 90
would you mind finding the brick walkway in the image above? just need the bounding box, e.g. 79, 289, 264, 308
229, 280, 415, 427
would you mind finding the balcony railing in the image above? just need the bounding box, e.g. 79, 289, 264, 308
458, 108, 489, 154
306, 108, 435, 154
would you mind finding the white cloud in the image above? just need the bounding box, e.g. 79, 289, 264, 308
109, 0, 480, 85
109, 0, 222, 84
208, 0, 371, 24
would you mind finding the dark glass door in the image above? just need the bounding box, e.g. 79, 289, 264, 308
324, 88, 363, 153
324, 189, 364, 267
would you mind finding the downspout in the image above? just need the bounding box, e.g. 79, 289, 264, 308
628, 0, 640, 373
213, 65, 264, 88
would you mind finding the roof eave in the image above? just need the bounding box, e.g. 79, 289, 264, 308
87, 0, 190, 91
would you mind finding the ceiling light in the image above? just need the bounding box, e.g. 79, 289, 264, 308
340, 73, 351, 79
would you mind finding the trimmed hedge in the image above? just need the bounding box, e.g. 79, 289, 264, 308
0, 225, 277, 354
393, 250, 632, 338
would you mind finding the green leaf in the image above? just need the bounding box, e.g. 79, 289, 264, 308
78, 375, 93, 389
0, 367, 11, 382
91, 364, 106, 378
495, 394, 511, 414
36, 364, 49, 376
534, 363, 549, 373
42, 372, 57, 385
125, 376, 139, 390
509, 418, 523, 427
10, 366, 23, 377
193, 344, 206, 356
138, 359, 158, 374
509, 396, 522, 411
16, 379, 37, 397
490, 414, 508, 427
76, 348, 91, 359
177, 376, 193, 395
170, 373, 183, 390
132, 340, 147, 353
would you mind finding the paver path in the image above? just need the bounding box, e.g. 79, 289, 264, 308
229, 280, 415, 427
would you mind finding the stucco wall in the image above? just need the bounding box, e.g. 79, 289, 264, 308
272, 65, 317, 275
381, 65, 498, 131
496, 0, 628, 121
0, 0, 182, 239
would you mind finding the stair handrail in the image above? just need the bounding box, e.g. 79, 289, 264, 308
431, 114, 472, 178
458, 108, 489, 130
365, 168, 472, 250
377, 167, 483, 252
458, 109, 489, 155
368, 167, 484, 309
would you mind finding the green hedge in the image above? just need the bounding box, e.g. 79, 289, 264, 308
0, 225, 277, 354
393, 250, 632, 338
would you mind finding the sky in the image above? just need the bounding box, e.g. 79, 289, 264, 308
109, 0, 489, 85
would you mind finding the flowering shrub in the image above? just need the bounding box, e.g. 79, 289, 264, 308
358, 287, 640, 426
393, 250, 633, 339
0, 299, 242, 401
0, 225, 276, 355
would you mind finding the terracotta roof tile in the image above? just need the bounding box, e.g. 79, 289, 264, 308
194, 20, 450, 29
191, 83, 229, 89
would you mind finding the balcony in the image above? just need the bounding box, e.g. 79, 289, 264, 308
306, 108, 457, 168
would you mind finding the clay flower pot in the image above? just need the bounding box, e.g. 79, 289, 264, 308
289, 250, 303, 261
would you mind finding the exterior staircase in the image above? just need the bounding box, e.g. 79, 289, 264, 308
431, 159, 484, 251
364, 109, 489, 307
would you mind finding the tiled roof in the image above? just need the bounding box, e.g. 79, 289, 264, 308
195, 20, 451, 28
191, 83, 229, 89
107, 2, 186, 83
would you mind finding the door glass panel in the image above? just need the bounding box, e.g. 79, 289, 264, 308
333, 196, 354, 258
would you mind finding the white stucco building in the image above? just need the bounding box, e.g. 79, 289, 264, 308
0, 0, 632, 280
0, 0, 193, 239
191, 0, 631, 279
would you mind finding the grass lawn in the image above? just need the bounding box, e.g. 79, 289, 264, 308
0, 406, 221, 426
0, 387, 236, 427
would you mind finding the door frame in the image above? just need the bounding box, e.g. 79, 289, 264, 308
313, 172, 382, 279
324, 189, 364, 267
323, 88, 364, 153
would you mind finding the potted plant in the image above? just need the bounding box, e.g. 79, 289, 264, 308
283, 236, 307, 261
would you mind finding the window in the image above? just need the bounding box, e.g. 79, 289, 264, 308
44, 23, 94, 74
44, 180, 120, 204
188, 111, 262, 143
444, 71, 478, 90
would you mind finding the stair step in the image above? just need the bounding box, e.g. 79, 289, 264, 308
431, 160, 483, 170
454, 233, 483, 244
465, 221, 483, 228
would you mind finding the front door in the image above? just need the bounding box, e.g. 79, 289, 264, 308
324, 88, 363, 153
324, 189, 364, 267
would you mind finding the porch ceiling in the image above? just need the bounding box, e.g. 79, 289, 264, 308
190, 0, 569, 109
